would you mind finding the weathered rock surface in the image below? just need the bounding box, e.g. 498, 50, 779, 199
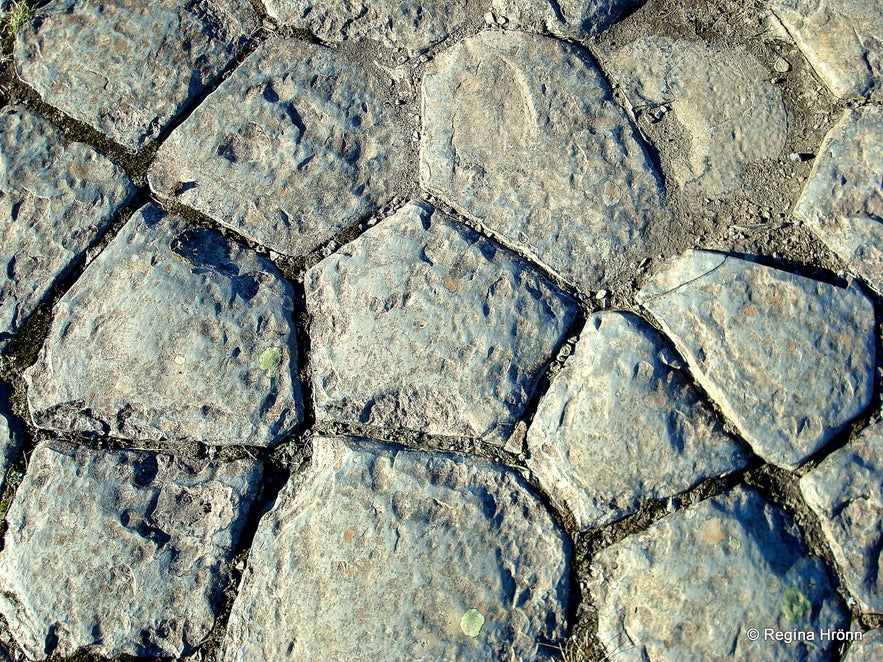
794, 106, 883, 294
150, 38, 407, 258
421, 30, 667, 291
845, 628, 883, 661
306, 202, 576, 443
598, 36, 787, 195
526, 312, 746, 530
25, 204, 303, 446
0, 383, 21, 494
0, 443, 261, 659
493, 0, 643, 39
769, 0, 882, 99
222, 435, 570, 661
638, 250, 875, 469
800, 421, 883, 613
15, 0, 258, 150
0, 106, 134, 349
588, 486, 848, 661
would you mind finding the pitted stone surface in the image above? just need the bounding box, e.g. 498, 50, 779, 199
0, 443, 262, 660
638, 250, 875, 469
769, 0, 882, 99
421, 30, 667, 291
0, 383, 21, 494
800, 421, 883, 613
149, 38, 407, 258
526, 311, 747, 531
588, 486, 848, 661
25, 204, 304, 446
263, 0, 468, 52
14, 0, 258, 150
599, 37, 787, 195
0, 106, 134, 349
222, 435, 570, 661
305, 202, 576, 443
845, 629, 883, 661
492, 1, 643, 39
794, 106, 883, 294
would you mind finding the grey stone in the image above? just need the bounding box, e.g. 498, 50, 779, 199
222, 435, 570, 661
420, 30, 667, 292
492, 0, 643, 39
0, 106, 134, 350
0, 383, 22, 495
638, 250, 874, 469
845, 628, 883, 661
24, 204, 303, 446
800, 421, 883, 613
794, 106, 883, 294
149, 38, 407, 258
588, 486, 848, 661
15, 0, 258, 150
769, 0, 882, 99
598, 36, 787, 195
526, 311, 747, 531
305, 202, 576, 443
0, 443, 261, 659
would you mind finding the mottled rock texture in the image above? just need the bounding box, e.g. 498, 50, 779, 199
0, 382, 21, 494
845, 628, 883, 661
493, 0, 644, 39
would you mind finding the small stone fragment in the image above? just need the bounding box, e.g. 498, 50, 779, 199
774, 56, 791, 73
14, 0, 258, 150
0, 443, 262, 659
638, 250, 874, 469
222, 436, 570, 661
492, 0, 644, 39
845, 628, 883, 661
306, 202, 576, 443
25, 204, 304, 446
527, 312, 747, 530
588, 486, 848, 661
0, 383, 22, 494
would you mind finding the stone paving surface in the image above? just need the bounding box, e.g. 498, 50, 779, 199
845, 628, 883, 661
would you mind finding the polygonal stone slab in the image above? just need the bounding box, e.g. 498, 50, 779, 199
638, 250, 874, 469
493, 0, 644, 39
0, 382, 22, 494
149, 38, 407, 258
0, 106, 134, 350
305, 202, 577, 443
794, 106, 883, 294
769, 0, 882, 99
598, 36, 787, 195
0, 443, 262, 660
25, 204, 304, 446
845, 628, 883, 661
421, 30, 667, 292
800, 421, 883, 613
14, 0, 258, 150
527, 311, 747, 531
222, 435, 570, 661
587, 486, 848, 661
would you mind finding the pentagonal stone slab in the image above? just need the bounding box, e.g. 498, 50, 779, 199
800, 421, 883, 613
492, 1, 643, 39
588, 486, 848, 661
845, 629, 883, 661
0, 443, 261, 660
421, 31, 667, 291
14, 0, 258, 150
527, 312, 747, 531
637, 250, 874, 469
769, 0, 882, 99
222, 435, 570, 661
25, 204, 303, 446
149, 38, 407, 258
0, 383, 22, 494
0, 106, 134, 350
305, 202, 576, 443
794, 107, 883, 294
598, 37, 787, 195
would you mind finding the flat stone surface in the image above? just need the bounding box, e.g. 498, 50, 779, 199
588, 486, 848, 661
0, 106, 134, 350
845, 628, 883, 661
526, 311, 747, 531
0, 383, 21, 494
222, 435, 570, 661
794, 106, 883, 294
150, 38, 407, 258
638, 250, 875, 469
25, 204, 303, 446
421, 30, 667, 291
0, 443, 261, 659
263, 0, 468, 52
599, 36, 787, 195
769, 0, 882, 99
305, 202, 576, 443
492, 0, 643, 39
800, 421, 883, 613
15, 0, 258, 150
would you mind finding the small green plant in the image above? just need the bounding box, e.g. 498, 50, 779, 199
2, 1, 35, 39
782, 586, 811, 622
259, 346, 283, 376
459, 609, 485, 637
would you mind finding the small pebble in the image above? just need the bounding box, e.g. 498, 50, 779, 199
773, 57, 791, 73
